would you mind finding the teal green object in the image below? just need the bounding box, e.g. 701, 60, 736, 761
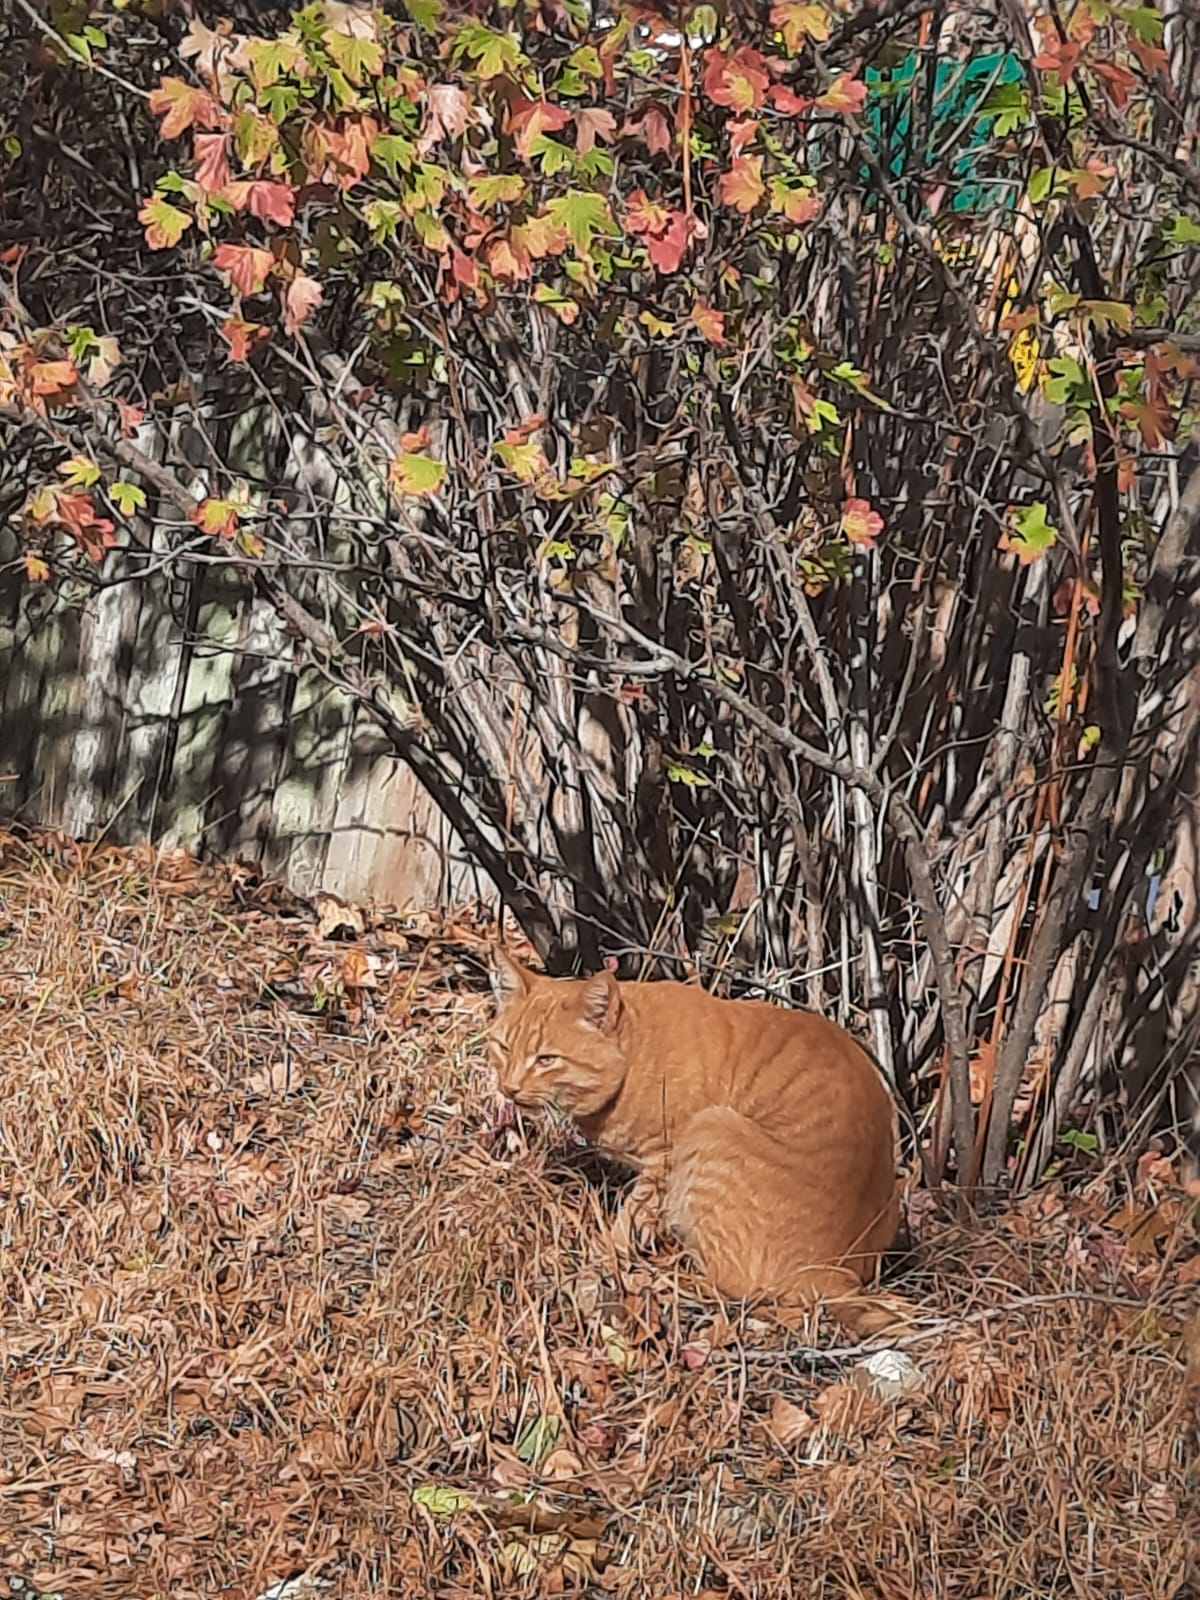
863, 50, 1024, 214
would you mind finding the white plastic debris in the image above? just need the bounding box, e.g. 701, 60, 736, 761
852, 1348, 925, 1400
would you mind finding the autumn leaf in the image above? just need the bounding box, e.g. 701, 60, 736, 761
771, 2, 830, 51
720, 156, 766, 214
1033, 38, 1081, 82
534, 283, 579, 324
57, 493, 117, 561
999, 502, 1058, 564
625, 189, 670, 237
325, 29, 383, 86
692, 302, 727, 345
222, 318, 269, 363
59, 455, 101, 489
729, 118, 759, 158
149, 77, 222, 140
193, 497, 240, 537
116, 399, 145, 437
770, 84, 813, 115
841, 497, 885, 548
194, 132, 231, 195
646, 212, 691, 274
453, 21, 523, 81
28, 359, 78, 401
816, 73, 868, 114
24, 553, 51, 583
470, 173, 526, 210
508, 98, 573, 161
420, 83, 471, 156
247, 180, 296, 227
110, 482, 147, 517
283, 274, 323, 336
495, 433, 549, 483
139, 196, 192, 250
625, 104, 672, 155
703, 46, 770, 112
1091, 60, 1137, 109
213, 243, 274, 298
26, 485, 59, 524
575, 107, 617, 156
770, 179, 822, 224
390, 453, 447, 496
639, 309, 675, 338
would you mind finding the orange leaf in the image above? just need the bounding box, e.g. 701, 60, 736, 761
192, 497, 240, 537
769, 85, 812, 115
719, 155, 765, 214
692, 302, 727, 345
222, 318, 269, 363
575, 107, 617, 155
729, 118, 759, 158
283, 274, 323, 336
508, 98, 572, 161
29, 359, 78, 399
646, 211, 690, 274
213, 243, 274, 297
841, 497, 885, 548
703, 46, 770, 112
625, 188, 671, 237
56, 493, 117, 561
24, 553, 51, 583
247, 180, 296, 227
138, 196, 192, 250
194, 132, 231, 194
1033, 39, 1081, 82
624, 105, 672, 155
816, 73, 867, 114
149, 77, 222, 139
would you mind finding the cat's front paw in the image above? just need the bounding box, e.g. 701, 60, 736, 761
611, 1176, 663, 1259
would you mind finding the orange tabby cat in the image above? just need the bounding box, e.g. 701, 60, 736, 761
489, 950, 909, 1339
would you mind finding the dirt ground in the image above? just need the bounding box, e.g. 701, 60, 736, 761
0, 829, 1197, 1599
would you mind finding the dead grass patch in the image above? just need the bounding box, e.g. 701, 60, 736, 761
0, 829, 1197, 1599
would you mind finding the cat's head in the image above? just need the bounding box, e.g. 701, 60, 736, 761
487, 949, 627, 1119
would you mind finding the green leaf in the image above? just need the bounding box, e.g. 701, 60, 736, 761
403, 0, 443, 29
470, 173, 526, 209
111, 482, 147, 516
1044, 354, 1086, 405
390, 452, 446, 496
1005, 502, 1058, 564
325, 30, 383, 85
371, 134, 415, 179
1122, 4, 1164, 44
1079, 300, 1133, 334
452, 21, 523, 80
1028, 167, 1056, 206
666, 762, 712, 788
1060, 1128, 1099, 1154
412, 1484, 476, 1517
515, 1414, 561, 1466
545, 190, 614, 258
1166, 214, 1200, 246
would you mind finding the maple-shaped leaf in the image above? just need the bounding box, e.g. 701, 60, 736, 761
770, 85, 812, 115
222, 318, 269, 363
841, 497, 885, 548
625, 189, 671, 236
1033, 38, 1081, 81
139, 196, 192, 250
470, 173, 526, 210
419, 83, 471, 156
24, 553, 51, 583
214, 243, 274, 297
816, 73, 868, 114
703, 45, 770, 112
57, 492, 117, 561
1121, 396, 1172, 450
284, 274, 323, 336
149, 77, 222, 140
508, 98, 572, 161
545, 191, 613, 258
575, 107, 617, 155
194, 132, 231, 195
110, 481, 147, 517
193, 497, 240, 537
390, 452, 447, 496
1092, 59, 1137, 108
646, 212, 691, 273
729, 118, 759, 158
999, 502, 1057, 564
452, 21, 523, 81
59, 455, 101, 488
247, 180, 296, 227
495, 435, 549, 483
639, 309, 674, 338
534, 283, 579, 325
178, 16, 238, 79
1129, 33, 1169, 77
326, 29, 383, 86
770, 177, 822, 224
513, 213, 568, 260
624, 105, 672, 155
692, 302, 727, 345
28, 359, 78, 400
85, 335, 121, 388
450, 249, 478, 291
719, 155, 766, 214
771, 1, 830, 50
116, 399, 145, 437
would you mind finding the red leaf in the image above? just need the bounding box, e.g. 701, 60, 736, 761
624, 104, 672, 155
283, 273, 323, 336
841, 497, 885, 548
247, 180, 296, 227
194, 132, 231, 195
719, 155, 766, 214
507, 98, 572, 161
816, 73, 868, 114
646, 211, 691, 273
703, 45, 770, 112
692, 302, 727, 345
1033, 39, 1081, 82
213, 243, 274, 298
769, 84, 812, 115
57, 493, 117, 562
222, 318, 269, 363
116, 400, 145, 437
575, 107, 617, 155
1092, 60, 1137, 108
1130, 35, 1169, 77
451, 249, 478, 289
488, 235, 532, 282
148, 77, 222, 139
625, 188, 671, 237
729, 118, 759, 158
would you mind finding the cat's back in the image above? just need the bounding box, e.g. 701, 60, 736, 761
625, 979, 892, 1125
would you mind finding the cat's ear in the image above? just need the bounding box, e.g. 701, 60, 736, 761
580, 971, 621, 1035
490, 947, 530, 1010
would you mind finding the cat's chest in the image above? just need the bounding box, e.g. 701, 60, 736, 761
576, 1100, 673, 1174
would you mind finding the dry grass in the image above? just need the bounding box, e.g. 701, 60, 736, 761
0, 829, 1197, 1600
